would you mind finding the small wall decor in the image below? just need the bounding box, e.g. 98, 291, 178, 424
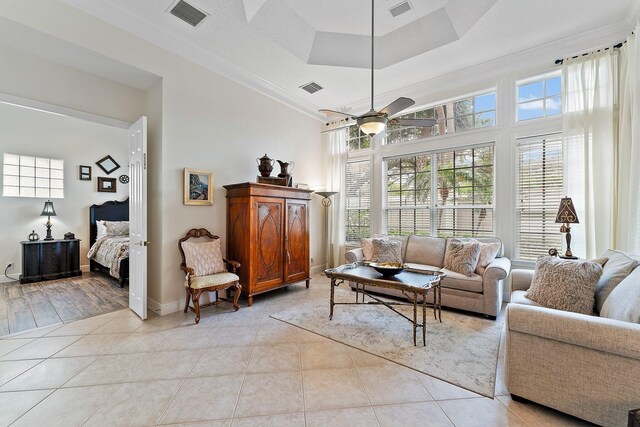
184, 168, 213, 206
119, 174, 129, 184
98, 177, 117, 193
79, 165, 92, 181
96, 155, 121, 175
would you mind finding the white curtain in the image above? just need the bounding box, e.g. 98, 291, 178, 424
616, 23, 640, 253
324, 128, 347, 267
562, 50, 616, 259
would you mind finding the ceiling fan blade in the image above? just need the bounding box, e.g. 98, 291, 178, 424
389, 118, 437, 127
319, 109, 356, 118
379, 97, 415, 116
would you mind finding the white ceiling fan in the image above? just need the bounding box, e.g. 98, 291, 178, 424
320, 0, 437, 136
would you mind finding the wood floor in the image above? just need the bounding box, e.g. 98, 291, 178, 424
0, 272, 128, 337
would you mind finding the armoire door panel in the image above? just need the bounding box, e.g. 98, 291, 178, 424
228, 199, 250, 286
256, 198, 284, 286
285, 201, 309, 281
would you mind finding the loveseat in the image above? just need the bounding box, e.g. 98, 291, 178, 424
505, 250, 640, 427
345, 235, 511, 318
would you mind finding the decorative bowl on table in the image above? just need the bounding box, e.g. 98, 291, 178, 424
369, 262, 405, 277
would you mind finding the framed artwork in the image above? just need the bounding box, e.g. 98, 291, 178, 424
97, 177, 117, 193
96, 155, 121, 175
79, 165, 92, 181
184, 168, 213, 206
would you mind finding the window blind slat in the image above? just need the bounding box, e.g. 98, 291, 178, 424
346, 160, 371, 243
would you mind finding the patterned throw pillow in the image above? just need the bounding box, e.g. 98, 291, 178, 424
104, 221, 129, 236
443, 239, 481, 277
181, 240, 226, 277
371, 239, 403, 263
473, 241, 501, 275
526, 256, 603, 315
360, 236, 388, 261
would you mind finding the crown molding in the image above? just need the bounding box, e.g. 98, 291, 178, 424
60, 0, 324, 121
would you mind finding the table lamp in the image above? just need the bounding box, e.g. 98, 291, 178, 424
40, 200, 57, 241
555, 197, 579, 259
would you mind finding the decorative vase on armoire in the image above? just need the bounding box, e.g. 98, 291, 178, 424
223, 182, 313, 306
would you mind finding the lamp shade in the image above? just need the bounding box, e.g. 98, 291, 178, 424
555, 197, 578, 224
40, 200, 57, 217
316, 191, 338, 198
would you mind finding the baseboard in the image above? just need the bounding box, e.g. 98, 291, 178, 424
310, 265, 325, 275
0, 273, 20, 283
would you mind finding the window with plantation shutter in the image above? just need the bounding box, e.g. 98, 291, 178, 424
516, 135, 564, 260
384, 144, 494, 238
345, 159, 371, 244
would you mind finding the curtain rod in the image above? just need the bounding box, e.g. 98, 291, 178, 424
554, 37, 630, 65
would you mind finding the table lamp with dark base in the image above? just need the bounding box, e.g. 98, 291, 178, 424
40, 200, 57, 241
555, 197, 579, 259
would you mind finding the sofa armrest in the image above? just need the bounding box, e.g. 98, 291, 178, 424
345, 248, 363, 264
484, 257, 510, 281
506, 303, 640, 360
511, 269, 534, 292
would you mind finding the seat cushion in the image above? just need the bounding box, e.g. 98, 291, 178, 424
186, 272, 239, 289
441, 269, 483, 293
595, 249, 639, 313
181, 239, 225, 276
404, 236, 446, 267
510, 290, 542, 307
600, 266, 640, 323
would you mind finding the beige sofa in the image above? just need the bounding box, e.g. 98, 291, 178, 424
345, 235, 510, 319
505, 251, 640, 427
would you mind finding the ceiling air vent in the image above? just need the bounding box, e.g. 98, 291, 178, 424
300, 82, 323, 94
169, 0, 208, 27
389, 1, 412, 18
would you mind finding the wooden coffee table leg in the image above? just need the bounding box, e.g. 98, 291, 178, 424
329, 278, 335, 320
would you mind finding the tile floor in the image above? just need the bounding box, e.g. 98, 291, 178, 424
0, 274, 594, 426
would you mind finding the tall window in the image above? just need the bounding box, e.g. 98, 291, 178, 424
347, 126, 371, 151
385, 144, 494, 237
3, 153, 64, 198
386, 92, 496, 145
517, 73, 561, 121
345, 160, 371, 243
516, 135, 563, 260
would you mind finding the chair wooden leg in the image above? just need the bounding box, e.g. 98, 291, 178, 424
192, 290, 202, 324
232, 282, 241, 311
183, 289, 190, 313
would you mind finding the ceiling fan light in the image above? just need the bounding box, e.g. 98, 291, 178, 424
358, 117, 386, 136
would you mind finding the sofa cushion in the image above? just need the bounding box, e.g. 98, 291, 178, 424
510, 290, 542, 307
371, 239, 403, 263
404, 236, 446, 267
444, 239, 481, 277
441, 269, 483, 293
594, 249, 639, 313
526, 256, 603, 315
600, 266, 640, 324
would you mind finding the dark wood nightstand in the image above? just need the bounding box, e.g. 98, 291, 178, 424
20, 239, 82, 284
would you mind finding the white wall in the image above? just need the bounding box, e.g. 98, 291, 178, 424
0, 102, 129, 281
0, 0, 325, 312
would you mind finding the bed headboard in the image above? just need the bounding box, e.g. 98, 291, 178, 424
90, 198, 129, 247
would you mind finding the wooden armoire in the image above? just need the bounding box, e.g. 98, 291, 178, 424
224, 182, 313, 305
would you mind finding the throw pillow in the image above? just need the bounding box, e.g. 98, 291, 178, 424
96, 220, 108, 239
600, 266, 640, 324
360, 236, 387, 261
371, 239, 403, 263
443, 239, 481, 277
181, 239, 225, 277
594, 249, 639, 313
526, 256, 603, 315
104, 220, 129, 236
473, 241, 501, 275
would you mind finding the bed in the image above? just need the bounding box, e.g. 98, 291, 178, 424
89, 198, 129, 287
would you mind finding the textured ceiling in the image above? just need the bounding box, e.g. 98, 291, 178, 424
33, 0, 640, 118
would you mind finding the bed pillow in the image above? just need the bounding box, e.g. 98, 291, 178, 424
104, 221, 129, 236
371, 239, 403, 263
525, 256, 603, 315
96, 220, 108, 239
444, 239, 481, 277
181, 240, 225, 277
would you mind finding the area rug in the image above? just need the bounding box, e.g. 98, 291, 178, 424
271, 288, 503, 398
